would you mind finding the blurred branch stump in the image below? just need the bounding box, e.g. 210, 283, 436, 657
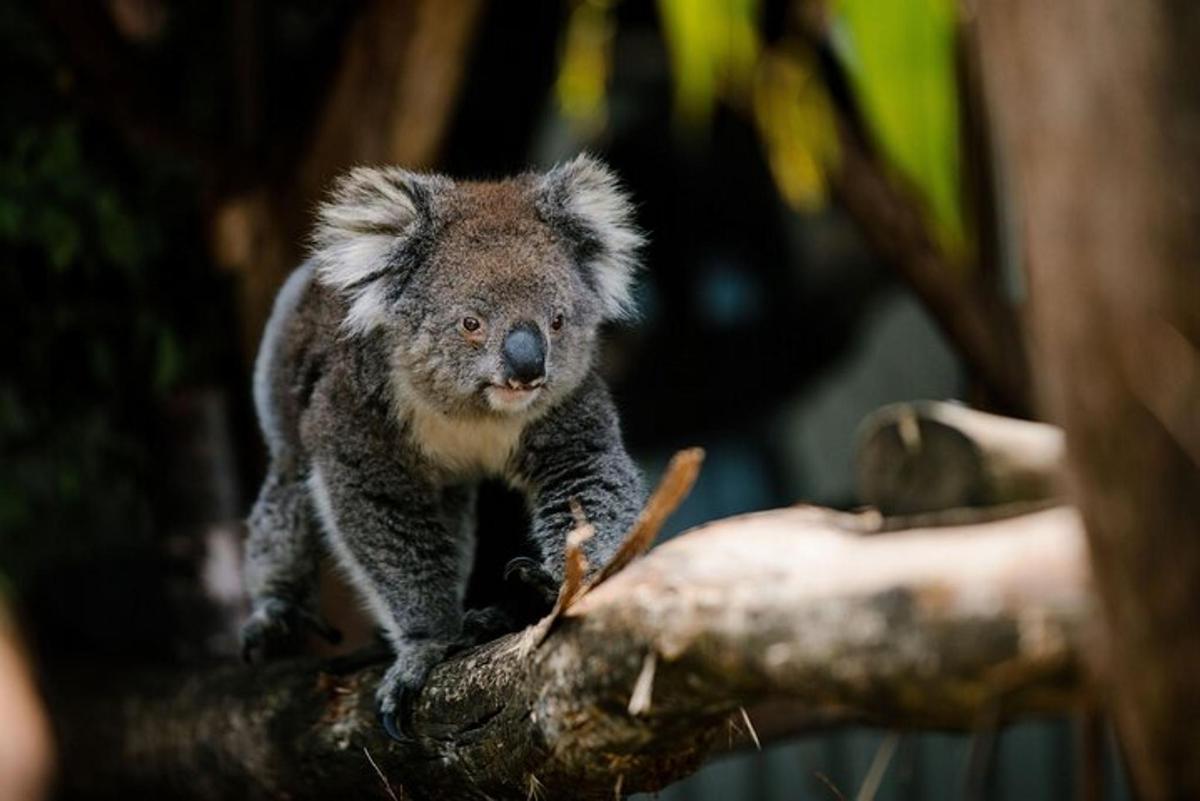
52, 502, 1092, 799
857, 401, 1065, 516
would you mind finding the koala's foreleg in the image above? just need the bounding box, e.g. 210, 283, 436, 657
518, 392, 645, 591
241, 458, 332, 661
525, 449, 644, 580
307, 455, 471, 742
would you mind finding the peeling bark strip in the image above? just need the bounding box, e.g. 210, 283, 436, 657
52, 503, 1092, 800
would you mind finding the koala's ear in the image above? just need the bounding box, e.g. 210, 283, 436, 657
536, 154, 644, 320
311, 166, 450, 334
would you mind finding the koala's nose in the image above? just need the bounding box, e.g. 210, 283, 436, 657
502, 323, 546, 386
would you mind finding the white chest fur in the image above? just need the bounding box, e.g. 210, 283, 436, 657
404, 401, 527, 477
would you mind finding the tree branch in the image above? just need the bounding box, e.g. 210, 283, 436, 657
51, 504, 1091, 800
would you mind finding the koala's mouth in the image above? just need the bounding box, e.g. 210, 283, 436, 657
484, 382, 543, 412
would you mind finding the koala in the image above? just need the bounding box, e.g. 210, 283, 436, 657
240, 155, 646, 741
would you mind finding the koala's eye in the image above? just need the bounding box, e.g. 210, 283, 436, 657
461, 316, 481, 333
551, 313, 565, 332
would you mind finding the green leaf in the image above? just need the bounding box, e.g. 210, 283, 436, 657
657, 0, 761, 125
752, 46, 840, 210
833, 0, 968, 263
554, 0, 617, 136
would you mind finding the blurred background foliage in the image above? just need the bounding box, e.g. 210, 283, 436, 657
0, 8, 206, 589
833, 0, 967, 260
0, 0, 350, 596
557, 0, 966, 250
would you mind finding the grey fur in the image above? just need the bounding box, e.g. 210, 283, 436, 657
253, 259, 315, 454
241, 156, 646, 727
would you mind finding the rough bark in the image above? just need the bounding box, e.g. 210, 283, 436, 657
51, 505, 1092, 800
973, 1, 1200, 797
857, 401, 1064, 516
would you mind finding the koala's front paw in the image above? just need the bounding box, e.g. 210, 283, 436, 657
503, 557, 560, 608
240, 597, 342, 663
375, 640, 452, 743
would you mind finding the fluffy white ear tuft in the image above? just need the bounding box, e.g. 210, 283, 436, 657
537, 154, 644, 320
311, 166, 447, 335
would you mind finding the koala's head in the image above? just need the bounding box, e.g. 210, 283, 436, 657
311, 155, 642, 418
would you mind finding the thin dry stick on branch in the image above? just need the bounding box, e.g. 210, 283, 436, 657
362, 746, 400, 801
589, 447, 706, 586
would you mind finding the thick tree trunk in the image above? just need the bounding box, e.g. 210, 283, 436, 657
973, 2, 1200, 797
50, 504, 1091, 800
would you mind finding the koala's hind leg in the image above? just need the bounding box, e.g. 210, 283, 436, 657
241, 460, 338, 661
307, 459, 473, 742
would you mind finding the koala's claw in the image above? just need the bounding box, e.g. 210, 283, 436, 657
375, 642, 449, 743
377, 693, 414, 744
376, 683, 418, 744
240, 597, 341, 663
503, 557, 560, 606
379, 711, 404, 743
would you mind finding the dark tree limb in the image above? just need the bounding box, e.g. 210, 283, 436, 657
51, 504, 1092, 800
